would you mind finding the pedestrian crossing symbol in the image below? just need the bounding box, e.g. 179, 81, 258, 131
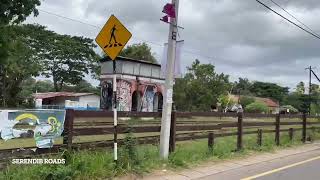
96, 15, 132, 60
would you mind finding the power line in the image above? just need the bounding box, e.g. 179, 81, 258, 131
38, 9, 164, 47
268, 0, 320, 37
37, 8, 234, 63
38, 9, 100, 28
256, 0, 320, 40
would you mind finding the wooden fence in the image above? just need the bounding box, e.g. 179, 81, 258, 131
0, 109, 320, 161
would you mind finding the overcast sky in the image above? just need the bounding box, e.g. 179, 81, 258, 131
26, 0, 320, 90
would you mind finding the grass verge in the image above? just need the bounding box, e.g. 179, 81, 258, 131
1, 128, 320, 180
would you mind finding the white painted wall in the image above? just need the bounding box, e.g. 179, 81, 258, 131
78, 95, 100, 108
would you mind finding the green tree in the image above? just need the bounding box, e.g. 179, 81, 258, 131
18, 24, 99, 91
239, 96, 255, 109
1, 26, 41, 107
0, 0, 41, 25
250, 81, 289, 103
62, 80, 100, 95
281, 105, 299, 113
232, 78, 252, 95
295, 81, 305, 94
245, 102, 269, 113
119, 43, 157, 63
174, 59, 231, 111
0, 0, 41, 76
310, 84, 320, 94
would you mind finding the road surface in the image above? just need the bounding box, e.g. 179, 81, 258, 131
197, 145, 320, 180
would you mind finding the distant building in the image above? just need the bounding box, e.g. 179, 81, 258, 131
100, 56, 164, 112
33, 92, 100, 110
229, 94, 280, 114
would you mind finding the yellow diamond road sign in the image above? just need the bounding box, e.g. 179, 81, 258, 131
96, 15, 132, 60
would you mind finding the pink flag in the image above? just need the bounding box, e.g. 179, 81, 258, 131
162, 3, 176, 18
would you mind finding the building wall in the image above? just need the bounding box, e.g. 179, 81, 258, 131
43, 97, 78, 106
101, 75, 165, 112
78, 95, 100, 108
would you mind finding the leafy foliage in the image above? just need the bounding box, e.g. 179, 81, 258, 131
0, 0, 41, 25
119, 42, 157, 63
249, 81, 289, 103
245, 102, 269, 113
281, 105, 299, 113
239, 96, 255, 109
16, 24, 99, 91
174, 59, 231, 111
232, 78, 252, 95
295, 81, 305, 94
0, 25, 41, 107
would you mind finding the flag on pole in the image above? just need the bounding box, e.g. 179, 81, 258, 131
161, 40, 184, 78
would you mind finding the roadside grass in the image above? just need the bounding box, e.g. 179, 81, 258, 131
2, 128, 320, 180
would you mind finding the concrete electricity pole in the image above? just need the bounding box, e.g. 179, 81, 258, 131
306, 66, 312, 114
160, 0, 179, 159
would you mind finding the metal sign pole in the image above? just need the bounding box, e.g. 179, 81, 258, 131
113, 60, 118, 162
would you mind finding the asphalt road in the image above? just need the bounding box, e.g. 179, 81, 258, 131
197, 145, 320, 180
254, 158, 320, 180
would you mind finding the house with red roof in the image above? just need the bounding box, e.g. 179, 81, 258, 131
229, 95, 280, 114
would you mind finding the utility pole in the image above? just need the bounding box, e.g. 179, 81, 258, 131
306, 66, 312, 114
160, 0, 179, 159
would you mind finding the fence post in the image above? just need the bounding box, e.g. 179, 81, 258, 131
169, 104, 176, 153
302, 113, 307, 143
208, 132, 214, 152
63, 109, 75, 150
237, 112, 243, 151
275, 113, 280, 146
257, 129, 262, 146
289, 128, 294, 141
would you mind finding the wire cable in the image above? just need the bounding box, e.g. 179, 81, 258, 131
268, 0, 320, 37
37, 8, 231, 63
256, 0, 320, 40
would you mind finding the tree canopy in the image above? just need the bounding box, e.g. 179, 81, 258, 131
0, 0, 41, 25
0, 24, 99, 107
17, 24, 99, 91
174, 59, 231, 111
249, 81, 289, 103
119, 42, 157, 63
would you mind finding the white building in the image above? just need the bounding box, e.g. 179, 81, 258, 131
33, 92, 100, 110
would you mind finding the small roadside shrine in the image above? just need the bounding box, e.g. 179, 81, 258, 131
99, 56, 164, 112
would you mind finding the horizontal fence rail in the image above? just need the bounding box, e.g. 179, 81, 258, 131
1, 109, 320, 163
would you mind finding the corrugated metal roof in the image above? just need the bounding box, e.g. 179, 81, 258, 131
33, 92, 96, 99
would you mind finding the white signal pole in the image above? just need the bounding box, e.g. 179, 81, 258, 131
160, 0, 179, 159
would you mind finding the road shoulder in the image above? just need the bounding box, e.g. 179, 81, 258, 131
137, 142, 320, 180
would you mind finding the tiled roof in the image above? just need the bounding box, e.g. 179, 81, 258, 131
229, 94, 279, 107
33, 92, 95, 99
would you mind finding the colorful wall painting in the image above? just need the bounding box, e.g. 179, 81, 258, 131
0, 110, 65, 148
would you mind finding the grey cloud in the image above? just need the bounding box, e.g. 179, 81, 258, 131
26, 0, 320, 89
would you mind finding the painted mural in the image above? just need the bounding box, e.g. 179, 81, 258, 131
101, 82, 113, 110
0, 110, 65, 148
117, 80, 131, 111
100, 78, 164, 112
141, 85, 157, 112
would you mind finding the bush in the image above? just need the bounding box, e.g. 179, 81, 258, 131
239, 96, 255, 108
245, 102, 269, 113
281, 105, 299, 113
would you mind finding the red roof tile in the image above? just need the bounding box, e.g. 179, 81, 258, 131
33, 92, 95, 99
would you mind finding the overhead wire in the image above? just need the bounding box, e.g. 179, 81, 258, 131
268, 0, 320, 38
37, 8, 227, 63
255, 0, 320, 40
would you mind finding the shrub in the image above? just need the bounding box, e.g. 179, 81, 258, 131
245, 102, 269, 113
281, 105, 299, 113
239, 96, 255, 108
